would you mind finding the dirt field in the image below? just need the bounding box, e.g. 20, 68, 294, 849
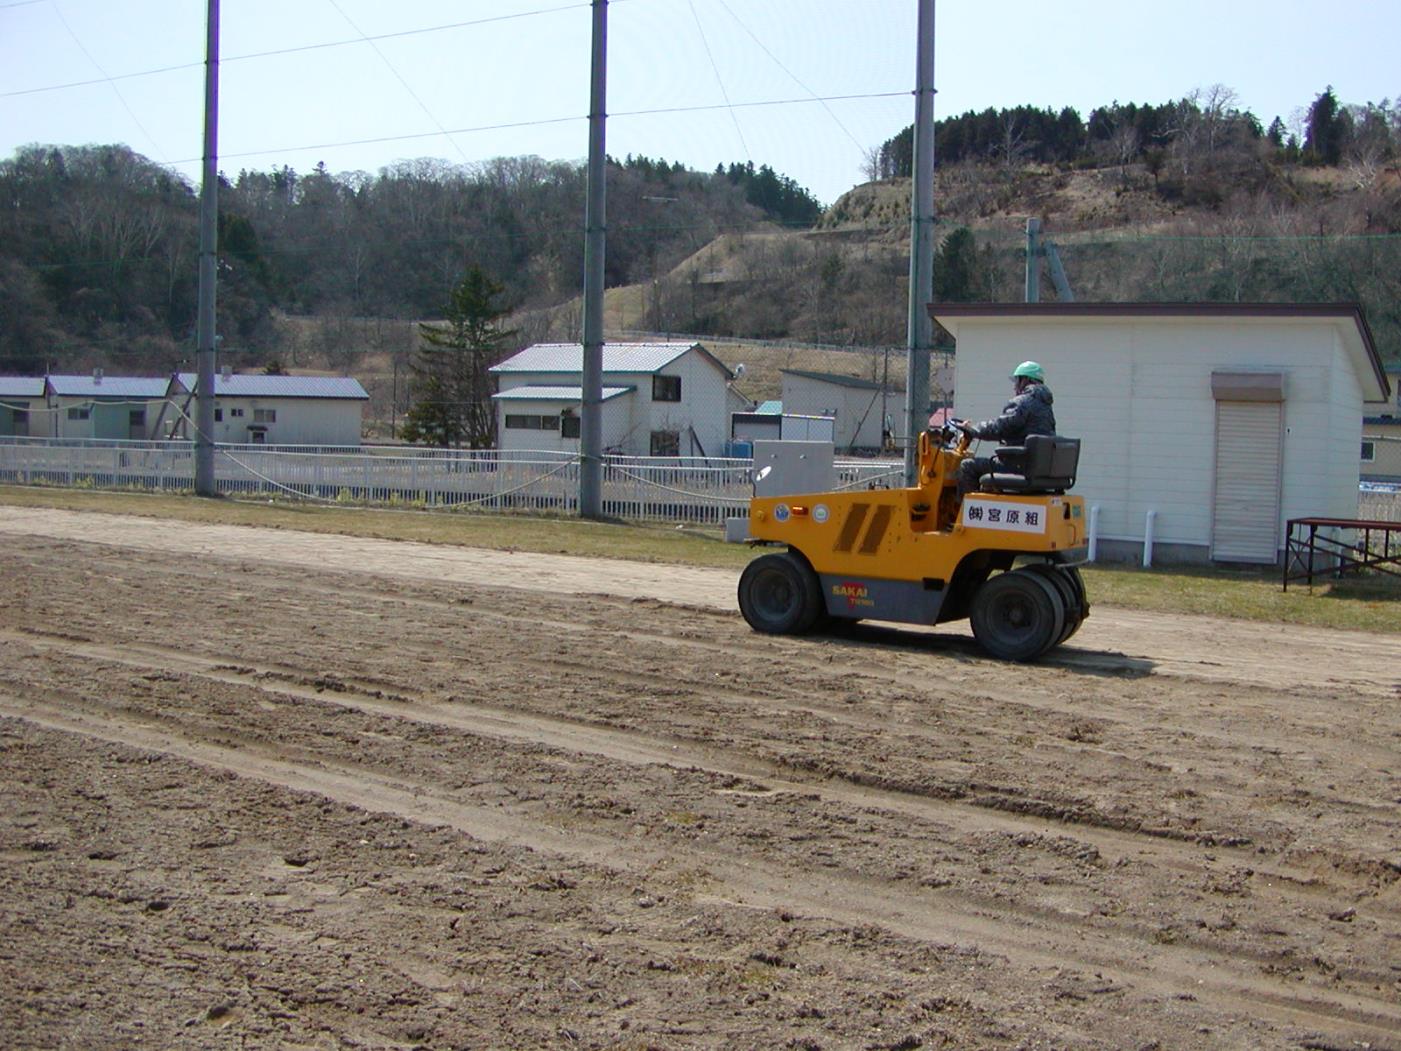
2, 506, 1400, 1050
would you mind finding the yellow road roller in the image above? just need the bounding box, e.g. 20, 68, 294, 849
739, 425, 1088, 661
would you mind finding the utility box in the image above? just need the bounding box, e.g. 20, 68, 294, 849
752, 439, 835, 498
727, 439, 838, 542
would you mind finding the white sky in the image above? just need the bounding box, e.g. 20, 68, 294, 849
1, 0, 1397, 206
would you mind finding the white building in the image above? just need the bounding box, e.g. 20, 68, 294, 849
166, 372, 369, 446
45, 373, 170, 440
489, 341, 746, 457
0, 377, 46, 437
778, 369, 890, 452
933, 302, 1392, 564
1362, 367, 1401, 484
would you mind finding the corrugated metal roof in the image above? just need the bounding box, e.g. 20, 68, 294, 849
0, 377, 45, 397
490, 341, 708, 375
176, 372, 368, 399
47, 374, 171, 398
780, 368, 883, 391
493, 385, 634, 402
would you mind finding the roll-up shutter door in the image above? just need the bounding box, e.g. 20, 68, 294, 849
1211, 400, 1284, 563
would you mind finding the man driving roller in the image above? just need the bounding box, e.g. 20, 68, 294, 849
955, 361, 1056, 498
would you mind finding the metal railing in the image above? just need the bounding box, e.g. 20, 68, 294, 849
0, 437, 900, 525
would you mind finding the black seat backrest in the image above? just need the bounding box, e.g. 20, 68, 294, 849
980, 435, 1080, 494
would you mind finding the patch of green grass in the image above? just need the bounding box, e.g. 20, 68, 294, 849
1079, 562, 1400, 633
2, 484, 1395, 633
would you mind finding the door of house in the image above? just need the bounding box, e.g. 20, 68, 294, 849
1210, 372, 1285, 564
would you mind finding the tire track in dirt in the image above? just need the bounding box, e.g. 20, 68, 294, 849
5, 616, 1395, 896
11, 536, 1400, 898
7, 510, 1401, 1046
0, 626, 1339, 871
4, 627, 1396, 966
3, 678, 1399, 1045
3, 506, 1400, 699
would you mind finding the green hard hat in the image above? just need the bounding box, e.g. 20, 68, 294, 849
1011, 360, 1045, 381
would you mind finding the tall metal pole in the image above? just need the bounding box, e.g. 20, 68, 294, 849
579, 0, 608, 518
903, 0, 936, 484
194, 0, 220, 496
1025, 217, 1041, 303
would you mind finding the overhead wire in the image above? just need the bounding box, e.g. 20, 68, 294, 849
0, 2, 599, 98
712, 0, 870, 156
156, 91, 906, 168
320, 0, 472, 166
687, 0, 750, 164
43, 0, 168, 160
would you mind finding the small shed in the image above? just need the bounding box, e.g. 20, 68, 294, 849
0, 377, 46, 437
490, 341, 743, 457
167, 372, 369, 446
45, 373, 170, 440
778, 369, 889, 453
933, 303, 1392, 565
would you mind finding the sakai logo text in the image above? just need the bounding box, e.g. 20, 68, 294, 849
832, 582, 875, 609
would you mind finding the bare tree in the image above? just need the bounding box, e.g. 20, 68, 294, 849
994, 113, 1032, 173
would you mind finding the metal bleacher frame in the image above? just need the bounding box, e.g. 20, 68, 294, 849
1282, 516, 1401, 590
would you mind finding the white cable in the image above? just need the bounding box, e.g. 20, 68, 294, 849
604, 463, 749, 504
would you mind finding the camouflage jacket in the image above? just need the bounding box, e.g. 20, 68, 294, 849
969, 382, 1056, 445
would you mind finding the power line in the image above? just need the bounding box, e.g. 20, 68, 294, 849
159, 91, 908, 167
45, 0, 168, 160
687, 0, 749, 163
713, 0, 868, 156
167, 115, 583, 167
0, 3, 595, 99
321, 0, 472, 166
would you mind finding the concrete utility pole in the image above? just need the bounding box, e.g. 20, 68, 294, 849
1025, 217, 1074, 303
1025, 218, 1042, 303
903, 0, 936, 484
194, 0, 220, 497
579, 0, 608, 518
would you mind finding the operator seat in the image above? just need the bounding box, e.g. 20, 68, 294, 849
979, 435, 1080, 494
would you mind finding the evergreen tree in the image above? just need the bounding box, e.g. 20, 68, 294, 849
932, 227, 993, 302
400, 266, 515, 448
1305, 87, 1346, 164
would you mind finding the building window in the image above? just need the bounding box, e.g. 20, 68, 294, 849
1362, 440, 1376, 462
650, 429, 680, 456
652, 374, 681, 402
214, 408, 223, 422
248, 428, 266, 444
561, 413, 580, 439
67, 407, 90, 421
504, 414, 559, 430
129, 410, 145, 427
230, 407, 245, 418
253, 408, 276, 423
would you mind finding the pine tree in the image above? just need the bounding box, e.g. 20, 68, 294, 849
400, 266, 515, 449
932, 227, 992, 302
1305, 87, 1345, 165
